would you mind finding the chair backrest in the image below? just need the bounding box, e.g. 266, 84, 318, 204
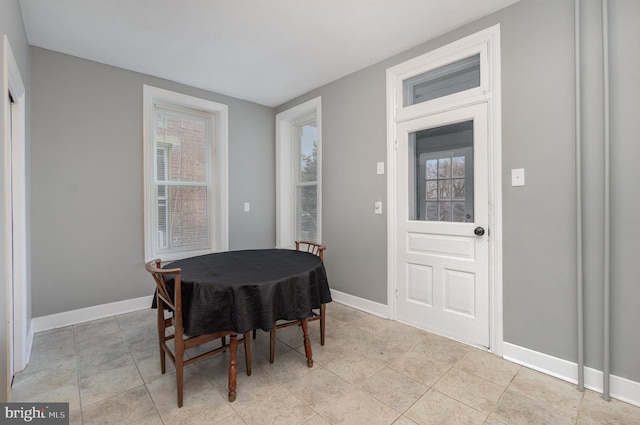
145, 259, 182, 315
295, 240, 326, 261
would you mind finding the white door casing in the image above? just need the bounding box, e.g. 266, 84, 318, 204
386, 25, 502, 353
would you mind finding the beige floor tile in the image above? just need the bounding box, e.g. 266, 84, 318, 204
78, 355, 144, 406
13, 303, 640, 425
433, 368, 505, 414
81, 385, 155, 425
388, 351, 450, 386
483, 417, 508, 425
411, 333, 470, 366
509, 367, 583, 416
352, 333, 412, 365
11, 364, 81, 411
23, 328, 76, 375
325, 351, 386, 385
280, 366, 353, 411
492, 389, 577, 425
146, 365, 215, 409
129, 412, 165, 425
214, 367, 283, 412
360, 368, 428, 413
579, 389, 640, 425
320, 389, 400, 425
350, 314, 396, 335
404, 389, 486, 425
306, 415, 332, 425
381, 321, 427, 348
294, 336, 350, 366
158, 386, 236, 425
454, 349, 520, 387
69, 409, 83, 425
392, 416, 419, 425
237, 387, 316, 425
265, 349, 317, 383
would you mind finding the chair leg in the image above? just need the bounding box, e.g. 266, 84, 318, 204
252, 329, 257, 339
156, 300, 167, 374
320, 303, 326, 346
269, 326, 276, 364
243, 332, 252, 376
175, 339, 184, 408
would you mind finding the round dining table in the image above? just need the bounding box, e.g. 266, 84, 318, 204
162, 248, 332, 401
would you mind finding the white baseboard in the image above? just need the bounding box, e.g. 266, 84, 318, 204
330, 289, 389, 318
31, 295, 154, 333
504, 342, 640, 407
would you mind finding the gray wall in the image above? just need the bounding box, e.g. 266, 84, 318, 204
1, 0, 31, 402
29, 47, 275, 317
278, 0, 640, 383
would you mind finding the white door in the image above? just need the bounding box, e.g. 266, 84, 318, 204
396, 103, 489, 348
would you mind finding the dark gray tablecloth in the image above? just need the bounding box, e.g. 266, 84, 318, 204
158, 249, 331, 336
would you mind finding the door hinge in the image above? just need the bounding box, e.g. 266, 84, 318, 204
394, 140, 398, 150
395, 289, 398, 299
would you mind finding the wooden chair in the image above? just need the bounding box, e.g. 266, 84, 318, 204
269, 241, 327, 363
145, 259, 252, 407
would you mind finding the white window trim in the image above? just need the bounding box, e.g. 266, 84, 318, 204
143, 85, 228, 262
276, 97, 322, 249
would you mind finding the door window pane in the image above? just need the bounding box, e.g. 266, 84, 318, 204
409, 120, 474, 222
403, 54, 480, 107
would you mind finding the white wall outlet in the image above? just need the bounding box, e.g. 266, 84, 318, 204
511, 168, 525, 187
374, 201, 383, 214
243, 202, 250, 212
377, 162, 385, 175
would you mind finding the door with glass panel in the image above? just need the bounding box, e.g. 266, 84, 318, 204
396, 103, 489, 348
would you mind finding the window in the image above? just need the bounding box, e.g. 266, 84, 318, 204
403, 54, 481, 107
295, 117, 319, 241
409, 120, 474, 223
276, 97, 322, 248
144, 86, 228, 261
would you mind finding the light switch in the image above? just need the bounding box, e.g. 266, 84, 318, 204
511, 168, 525, 187
243, 202, 250, 212
377, 162, 385, 175
374, 201, 383, 214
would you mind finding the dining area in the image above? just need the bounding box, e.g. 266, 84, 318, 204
144, 241, 331, 407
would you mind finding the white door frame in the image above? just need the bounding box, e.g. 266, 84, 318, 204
3, 35, 29, 390
386, 26, 503, 355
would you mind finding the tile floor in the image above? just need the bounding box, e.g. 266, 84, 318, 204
12, 302, 640, 425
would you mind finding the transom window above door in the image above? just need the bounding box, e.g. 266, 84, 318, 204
403, 54, 480, 107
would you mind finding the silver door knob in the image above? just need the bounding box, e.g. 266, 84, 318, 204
474, 227, 485, 236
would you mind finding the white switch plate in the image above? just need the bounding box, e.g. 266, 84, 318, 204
243, 202, 250, 212
511, 168, 525, 186
374, 201, 383, 214
377, 162, 385, 175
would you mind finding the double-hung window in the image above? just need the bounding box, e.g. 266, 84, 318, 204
276, 97, 322, 248
144, 86, 228, 261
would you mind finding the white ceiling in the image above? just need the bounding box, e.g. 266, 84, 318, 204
20, 0, 519, 107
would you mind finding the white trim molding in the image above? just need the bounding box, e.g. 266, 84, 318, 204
275, 97, 322, 248
329, 289, 389, 319
504, 342, 640, 407
32, 296, 154, 333
142, 85, 229, 262
3, 35, 29, 381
